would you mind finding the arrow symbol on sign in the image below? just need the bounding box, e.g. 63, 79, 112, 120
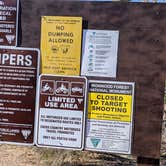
77, 99, 83, 104
91, 138, 101, 148
6, 35, 15, 44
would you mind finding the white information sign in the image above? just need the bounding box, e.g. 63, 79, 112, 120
36, 75, 87, 150
81, 30, 119, 77
85, 80, 135, 154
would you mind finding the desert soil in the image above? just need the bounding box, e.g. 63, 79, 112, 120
0, 145, 137, 166
0, 143, 166, 165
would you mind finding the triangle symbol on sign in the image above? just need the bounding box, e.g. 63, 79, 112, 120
6, 35, 15, 44
21, 130, 31, 140
91, 138, 101, 148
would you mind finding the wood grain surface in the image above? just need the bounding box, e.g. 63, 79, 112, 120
19, 0, 166, 159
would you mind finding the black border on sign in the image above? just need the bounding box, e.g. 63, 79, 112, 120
35, 74, 88, 151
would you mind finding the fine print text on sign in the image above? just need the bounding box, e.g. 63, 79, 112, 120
0, 0, 19, 46
36, 75, 87, 150
41, 16, 82, 76
0, 47, 39, 145
85, 80, 135, 154
81, 30, 119, 77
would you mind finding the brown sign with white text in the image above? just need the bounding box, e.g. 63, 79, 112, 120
0, 47, 39, 144
0, 0, 19, 46
37, 75, 87, 150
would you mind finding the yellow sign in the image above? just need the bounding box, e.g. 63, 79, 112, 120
88, 93, 132, 122
41, 16, 82, 75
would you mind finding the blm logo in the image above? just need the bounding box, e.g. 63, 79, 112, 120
21, 130, 31, 140
41, 80, 54, 95
71, 82, 84, 97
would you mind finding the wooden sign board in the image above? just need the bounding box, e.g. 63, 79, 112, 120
36, 75, 87, 150
0, 0, 19, 46
20, 0, 165, 161
0, 47, 39, 145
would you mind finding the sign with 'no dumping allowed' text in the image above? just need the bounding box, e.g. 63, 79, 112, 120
0, 47, 40, 145
36, 75, 87, 150
85, 80, 135, 154
0, 0, 19, 46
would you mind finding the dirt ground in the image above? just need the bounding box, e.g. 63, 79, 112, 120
0, 145, 137, 166
0, 144, 166, 165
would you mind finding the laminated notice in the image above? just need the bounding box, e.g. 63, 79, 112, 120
0, 0, 19, 46
41, 16, 82, 76
0, 47, 39, 145
81, 30, 119, 77
36, 75, 87, 150
85, 80, 135, 154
